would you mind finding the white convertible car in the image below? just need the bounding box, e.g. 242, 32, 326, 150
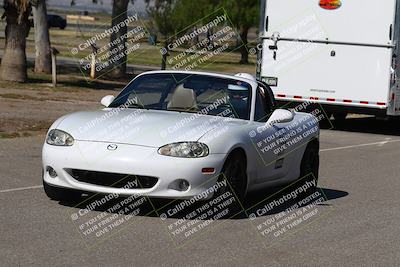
42, 71, 320, 201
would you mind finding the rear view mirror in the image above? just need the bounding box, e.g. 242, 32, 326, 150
101, 95, 115, 107
267, 109, 294, 126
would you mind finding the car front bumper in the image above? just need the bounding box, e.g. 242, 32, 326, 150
42, 141, 227, 199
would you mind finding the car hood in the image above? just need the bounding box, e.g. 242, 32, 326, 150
56, 109, 242, 147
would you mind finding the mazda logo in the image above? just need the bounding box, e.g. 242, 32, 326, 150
107, 144, 118, 151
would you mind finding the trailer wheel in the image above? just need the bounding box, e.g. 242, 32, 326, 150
324, 112, 332, 121
333, 112, 347, 121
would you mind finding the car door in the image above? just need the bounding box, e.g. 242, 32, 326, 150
259, 82, 303, 181
250, 84, 289, 183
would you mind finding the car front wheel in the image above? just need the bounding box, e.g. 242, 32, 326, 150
219, 151, 247, 202
300, 141, 320, 185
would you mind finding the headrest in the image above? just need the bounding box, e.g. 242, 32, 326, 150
167, 84, 198, 110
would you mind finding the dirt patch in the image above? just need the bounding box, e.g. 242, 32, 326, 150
0, 93, 42, 101
0, 69, 127, 139
0, 117, 51, 138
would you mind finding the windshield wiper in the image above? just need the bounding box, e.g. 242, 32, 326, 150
167, 108, 198, 114
126, 103, 145, 109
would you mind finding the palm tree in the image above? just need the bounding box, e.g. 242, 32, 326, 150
0, 0, 32, 82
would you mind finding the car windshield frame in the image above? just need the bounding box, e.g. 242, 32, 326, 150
109, 73, 253, 120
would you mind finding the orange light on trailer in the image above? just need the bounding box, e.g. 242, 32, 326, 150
277, 94, 286, 98
319, 0, 342, 10
360, 101, 369, 104
310, 97, 319, 100
202, 168, 215, 174
327, 98, 335, 102
294, 96, 302, 99
343, 99, 352, 103
377, 102, 386, 106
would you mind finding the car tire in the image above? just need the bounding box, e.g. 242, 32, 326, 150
43, 180, 81, 201
219, 151, 247, 202
300, 141, 320, 185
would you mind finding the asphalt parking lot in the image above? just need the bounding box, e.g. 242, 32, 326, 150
1, 117, 400, 266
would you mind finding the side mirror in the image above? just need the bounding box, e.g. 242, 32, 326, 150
267, 109, 294, 126
101, 95, 115, 107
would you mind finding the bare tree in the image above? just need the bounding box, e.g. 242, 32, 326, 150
146, 0, 176, 70
223, 0, 258, 64
109, 0, 130, 77
0, 0, 31, 82
32, 0, 51, 73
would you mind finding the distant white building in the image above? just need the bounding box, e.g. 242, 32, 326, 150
46, 0, 147, 15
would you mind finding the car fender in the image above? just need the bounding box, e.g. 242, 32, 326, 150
198, 123, 259, 190
46, 114, 72, 134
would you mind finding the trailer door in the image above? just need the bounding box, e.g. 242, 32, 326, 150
260, 0, 397, 110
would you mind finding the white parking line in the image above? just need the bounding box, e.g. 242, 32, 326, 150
0, 185, 43, 193
321, 139, 400, 152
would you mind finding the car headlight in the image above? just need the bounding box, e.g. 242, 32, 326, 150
158, 142, 209, 158
46, 129, 74, 146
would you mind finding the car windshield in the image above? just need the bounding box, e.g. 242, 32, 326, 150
109, 73, 252, 120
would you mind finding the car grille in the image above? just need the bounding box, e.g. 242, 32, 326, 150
67, 169, 158, 189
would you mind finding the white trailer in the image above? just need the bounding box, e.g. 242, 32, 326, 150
257, 0, 400, 119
